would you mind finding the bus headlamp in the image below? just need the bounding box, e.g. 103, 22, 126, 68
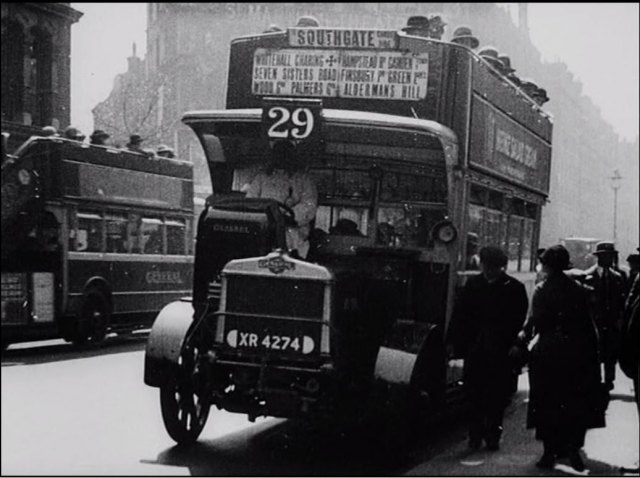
432, 221, 457, 244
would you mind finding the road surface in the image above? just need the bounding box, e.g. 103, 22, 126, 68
2, 336, 638, 475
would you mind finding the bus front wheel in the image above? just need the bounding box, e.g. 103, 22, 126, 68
70, 290, 110, 345
159, 341, 211, 445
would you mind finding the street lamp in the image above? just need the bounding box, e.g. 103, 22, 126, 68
609, 169, 623, 245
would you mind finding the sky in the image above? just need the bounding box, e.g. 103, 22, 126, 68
70, 3, 639, 141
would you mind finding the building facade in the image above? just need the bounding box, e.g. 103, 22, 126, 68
93, 3, 639, 257
1, 2, 82, 151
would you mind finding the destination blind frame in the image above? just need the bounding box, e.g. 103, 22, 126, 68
288, 27, 398, 49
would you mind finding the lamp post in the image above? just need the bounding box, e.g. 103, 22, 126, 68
609, 169, 622, 245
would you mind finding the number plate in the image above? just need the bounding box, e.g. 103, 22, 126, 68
223, 315, 322, 357
261, 98, 323, 149
226, 329, 315, 354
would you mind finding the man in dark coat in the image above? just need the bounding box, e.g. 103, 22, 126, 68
522, 245, 603, 471
584, 241, 626, 390
449, 246, 529, 450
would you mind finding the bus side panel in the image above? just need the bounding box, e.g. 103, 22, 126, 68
65, 255, 193, 324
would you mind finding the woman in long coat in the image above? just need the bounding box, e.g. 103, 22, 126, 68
520, 245, 604, 471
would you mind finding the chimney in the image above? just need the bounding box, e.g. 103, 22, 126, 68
518, 3, 529, 34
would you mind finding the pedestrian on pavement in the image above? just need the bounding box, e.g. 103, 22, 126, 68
618, 270, 639, 474
584, 241, 626, 390
448, 246, 529, 451
89, 129, 110, 146
520, 245, 604, 472
626, 251, 640, 286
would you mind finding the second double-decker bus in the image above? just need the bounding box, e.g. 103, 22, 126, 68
145, 20, 553, 444
1, 136, 194, 348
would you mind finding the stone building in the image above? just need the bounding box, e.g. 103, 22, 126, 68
1, 2, 82, 151
93, 3, 639, 257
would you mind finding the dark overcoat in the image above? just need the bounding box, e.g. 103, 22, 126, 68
526, 273, 604, 442
449, 272, 529, 402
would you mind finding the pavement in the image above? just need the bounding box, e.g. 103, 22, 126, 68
405, 369, 640, 476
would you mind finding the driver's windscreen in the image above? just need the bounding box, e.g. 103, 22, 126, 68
203, 124, 448, 248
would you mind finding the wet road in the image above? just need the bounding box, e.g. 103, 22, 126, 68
1, 337, 638, 476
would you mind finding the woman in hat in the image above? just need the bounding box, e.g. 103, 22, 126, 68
519, 245, 603, 472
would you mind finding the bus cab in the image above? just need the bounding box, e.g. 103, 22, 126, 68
144, 22, 552, 444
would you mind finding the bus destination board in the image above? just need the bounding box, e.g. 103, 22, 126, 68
252, 48, 429, 101
288, 28, 398, 49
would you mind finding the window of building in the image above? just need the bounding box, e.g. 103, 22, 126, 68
76, 212, 103, 252
166, 219, 186, 255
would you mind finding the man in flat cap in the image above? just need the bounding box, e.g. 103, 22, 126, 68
584, 241, 627, 390
448, 246, 529, 451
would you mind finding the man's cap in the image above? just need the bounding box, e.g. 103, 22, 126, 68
41, 126, 58, 136
626, 253, 640, 264
478, 246, 508, 268
402, 15, 430, 32
540, 244, 571, 271
450, 25, 479, 49
478, 46, 505, 70
497, 55, 515, 73
157, 144, 174, 154
593, 241, 618, 255
533, 87, 550, 104
64, 126, 85, 140
128, 134, 143, 144
90, 129, 110, 140
507, 73, 522, 87
296, 16, 319, 27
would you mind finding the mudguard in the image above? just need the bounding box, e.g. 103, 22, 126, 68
143, 300, 194, 387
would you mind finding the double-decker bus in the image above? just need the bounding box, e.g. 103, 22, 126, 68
144, 21, 552, 444
1, 136, 194, 348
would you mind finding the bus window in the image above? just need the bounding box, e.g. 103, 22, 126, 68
334, 170, 371, 200
140, 217, 163, 255
105, 214, 128, 253
76, 212, 103, 252
377, 206, 445, 248
166, 218, 186, 255
381, 172, 446, 203
315, 205, 368, 236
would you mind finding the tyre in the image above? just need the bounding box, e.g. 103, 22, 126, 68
159, 341, 211, 445
69, 290, 110, 345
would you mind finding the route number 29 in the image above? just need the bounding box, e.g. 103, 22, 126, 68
266, 106, 315, 140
